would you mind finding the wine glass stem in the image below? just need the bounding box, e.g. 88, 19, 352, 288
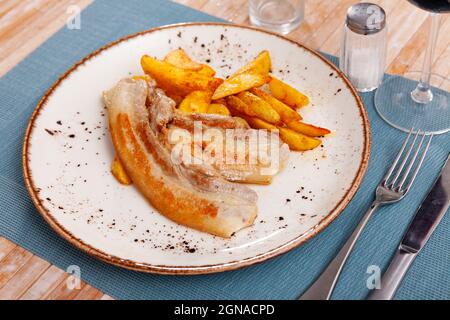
411, 13, 441, 104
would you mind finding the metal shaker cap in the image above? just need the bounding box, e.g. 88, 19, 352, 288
346, 3, 386, 35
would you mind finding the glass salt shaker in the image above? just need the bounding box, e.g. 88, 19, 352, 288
340, 3, 387, 92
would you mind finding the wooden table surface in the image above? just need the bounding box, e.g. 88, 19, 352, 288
0, 0, 449, 300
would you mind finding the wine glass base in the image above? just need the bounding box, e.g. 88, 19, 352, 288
374, 72, 450, 135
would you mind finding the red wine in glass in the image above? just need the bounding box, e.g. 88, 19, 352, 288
408, 0, 450, 13
374, 0, 450, 134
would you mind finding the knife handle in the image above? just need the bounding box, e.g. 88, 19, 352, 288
367, 248, 416, 300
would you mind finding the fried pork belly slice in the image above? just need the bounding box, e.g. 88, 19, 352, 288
165, 112, 289, 185
136, 77, 289, 184
166, 125, 289, 184
104, 78, 258, 237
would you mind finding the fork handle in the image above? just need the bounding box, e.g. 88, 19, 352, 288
299, 201, 381, 300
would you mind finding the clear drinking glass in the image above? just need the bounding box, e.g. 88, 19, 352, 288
249, 0, 305, 34
374, 1, 450, 135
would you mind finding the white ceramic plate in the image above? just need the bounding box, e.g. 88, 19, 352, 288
23, 23, 370, 275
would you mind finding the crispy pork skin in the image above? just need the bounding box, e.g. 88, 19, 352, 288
104, 79, 263, 237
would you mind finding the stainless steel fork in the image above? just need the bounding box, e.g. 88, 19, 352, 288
299, 129, 433, 300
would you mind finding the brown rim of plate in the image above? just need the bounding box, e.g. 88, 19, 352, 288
22, 22, 371, 275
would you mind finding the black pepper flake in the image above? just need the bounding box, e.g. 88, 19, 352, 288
177, 32, 182, 38
206, 59, 211, 63
68, 134, 76, 138
278, 217, 284, 221
56, 121, 62, 125
193, 36, 198, 43
201, 44, 205, 48
220, 34, 225, 40
286, 199, 291, 203
45, 129, 54, 136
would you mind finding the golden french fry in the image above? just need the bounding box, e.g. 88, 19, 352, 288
141, 55, 223, 97
241, 116, 321, 151
132, 74, 153, 82
244, 116, 278, 131
269, 76, 309, 109
286, 120, 331, 137
235, 50, 271, 76
179, 91, 211, 113
213, 98, 228, 105
225, 95, 257, 117
164, 49, 203, 71
278, 127, 321, 151
237, 91, 281, 124
111, 156, 132, 185
207, 103, 231, 116
212, 72, 270, 100
164, 49, 216, 77
249, 88, 302, 122
233, 117, 250, 128
197, 64, 216, 77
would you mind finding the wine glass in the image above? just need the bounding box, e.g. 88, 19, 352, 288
374, 0, 450, 134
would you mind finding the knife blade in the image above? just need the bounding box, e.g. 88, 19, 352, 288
400, 154, 450, 253
368, 153, 450, 300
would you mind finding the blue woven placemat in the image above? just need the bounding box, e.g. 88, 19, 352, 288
1, 0, 449, 300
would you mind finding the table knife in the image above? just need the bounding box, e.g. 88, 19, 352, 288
368, 154, 450, 300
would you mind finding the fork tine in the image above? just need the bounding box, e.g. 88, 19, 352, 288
382, 128, 413, 185
389, 130, 420, 187
403, 134, 433, 192
397, 133, 426, 190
